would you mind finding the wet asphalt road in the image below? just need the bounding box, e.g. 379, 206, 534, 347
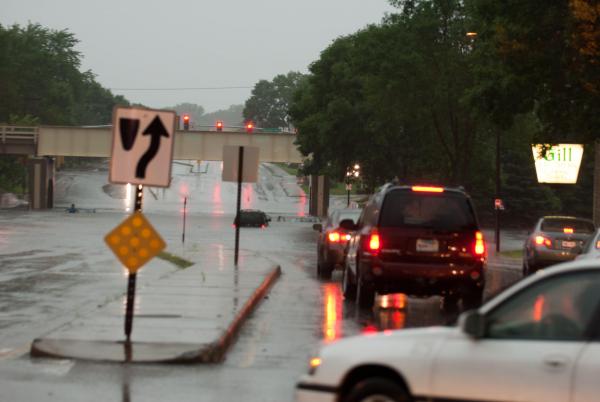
0, 161, 524, 402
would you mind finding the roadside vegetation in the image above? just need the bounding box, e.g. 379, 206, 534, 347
244, 0, 599, 227
157, 251, 194, 269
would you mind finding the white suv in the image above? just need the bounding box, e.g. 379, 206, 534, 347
296, 259, 600, 402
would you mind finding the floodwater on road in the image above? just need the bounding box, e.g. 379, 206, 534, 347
0, 161, 523, 402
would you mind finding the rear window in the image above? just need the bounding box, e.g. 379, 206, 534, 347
541, 219, 594, 234
240, 212, 266, 225
336, 210, 361, 225
379, 191, 477, 230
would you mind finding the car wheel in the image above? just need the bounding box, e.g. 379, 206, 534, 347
318, 262, 333, 280
342, 265, 356, 300
462, 287, 483, 310
345, 377, 411, 402
356, 268, 375, 309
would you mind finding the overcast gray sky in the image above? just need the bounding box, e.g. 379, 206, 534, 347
1, 0, 395, 112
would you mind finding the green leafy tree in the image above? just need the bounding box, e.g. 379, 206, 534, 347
244, 72, 306, 128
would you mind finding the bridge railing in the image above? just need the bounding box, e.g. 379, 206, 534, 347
0, 126, 38, 143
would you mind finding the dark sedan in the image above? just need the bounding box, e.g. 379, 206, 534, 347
523, 216, 595, 276
313, 208, 362, 279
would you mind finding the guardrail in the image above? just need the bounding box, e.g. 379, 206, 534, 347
0, 126, 38, 143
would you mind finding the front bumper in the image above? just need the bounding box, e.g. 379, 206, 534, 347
295, 382, 337, 402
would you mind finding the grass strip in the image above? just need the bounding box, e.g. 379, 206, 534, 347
498, 249, 522, 259
157, 251, 194, 269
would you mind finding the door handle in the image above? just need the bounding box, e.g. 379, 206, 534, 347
543, 355, 569, 369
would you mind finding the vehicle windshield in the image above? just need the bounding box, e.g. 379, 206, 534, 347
541, 219, 594, 234
379, 191, 477, 230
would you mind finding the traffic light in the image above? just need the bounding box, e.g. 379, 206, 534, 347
245, 121, 254, 133
183, 114, 190, 130
216, 120, 223, 132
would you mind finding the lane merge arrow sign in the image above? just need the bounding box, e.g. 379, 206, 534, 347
110, 106, 176, 187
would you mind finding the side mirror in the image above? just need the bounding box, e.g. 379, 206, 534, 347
313, 223, 323, 232
339, 219, 357, 231
459, 310, 485, 339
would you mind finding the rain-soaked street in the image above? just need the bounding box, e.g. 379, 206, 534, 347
0, 161, 524, 401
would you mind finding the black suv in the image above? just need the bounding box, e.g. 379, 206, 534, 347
233, 209, 271, 228
343, 185, 486, 310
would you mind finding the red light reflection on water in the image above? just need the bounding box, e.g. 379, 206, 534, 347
212, 183, 224, 215
242, 184, 254, 209
297, 190, 306, 217
323, 283, 343, 343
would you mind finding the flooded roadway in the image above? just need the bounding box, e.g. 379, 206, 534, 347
0, 160, 524, 402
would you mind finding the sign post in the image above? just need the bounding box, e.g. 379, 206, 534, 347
234, 147, 244, 265
105, 106, 174, 344
222, 145, 259, 266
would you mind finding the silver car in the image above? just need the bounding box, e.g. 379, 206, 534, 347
523, 216, 595, 276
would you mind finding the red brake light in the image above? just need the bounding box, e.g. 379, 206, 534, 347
411, 186, 444, 193
474, 231, 485, 256
369, 233, 381, 251
535, 235, 552, 248
328, 232, 340, 242
183, 115, 190, 121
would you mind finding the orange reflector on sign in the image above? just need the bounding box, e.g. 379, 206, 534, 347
105, 212, 165, 273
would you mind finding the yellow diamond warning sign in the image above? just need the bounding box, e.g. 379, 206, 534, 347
104, 212, 166, 273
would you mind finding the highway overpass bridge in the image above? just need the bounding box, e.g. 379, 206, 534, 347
0, 125, 328, 214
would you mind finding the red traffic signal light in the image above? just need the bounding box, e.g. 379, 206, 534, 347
216, 120, 223, 131
183, 114, 190, 130
245, 122, 254, 133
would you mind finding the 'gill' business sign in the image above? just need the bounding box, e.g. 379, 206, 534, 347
531, 144, 584, 184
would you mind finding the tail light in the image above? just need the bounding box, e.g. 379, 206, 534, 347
563, 227, 574, 234
328, 232, 340, 242
535, 235, 553, 248
474, 231, 486, 256
369, 232, 381, 252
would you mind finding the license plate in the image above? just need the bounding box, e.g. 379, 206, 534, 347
562, 240, 577, 248
416, 239, 439, 253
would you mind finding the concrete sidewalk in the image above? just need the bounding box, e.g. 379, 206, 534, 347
30, 248, 281, 364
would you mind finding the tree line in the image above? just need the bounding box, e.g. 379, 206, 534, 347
244, 0, 599, 226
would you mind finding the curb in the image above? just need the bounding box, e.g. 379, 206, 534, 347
204, 264, 281, 363
30, 265, 282, 364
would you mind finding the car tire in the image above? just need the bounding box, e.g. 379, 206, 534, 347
462, 286, 484, 310
345, 377, 411, 402
318, 262, 333, 280
342, 265, 356, 300
356, 267, 375, 309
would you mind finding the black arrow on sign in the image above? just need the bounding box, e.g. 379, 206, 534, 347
135, 116, 169, 179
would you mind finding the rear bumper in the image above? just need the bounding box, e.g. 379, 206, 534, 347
531, 248, 578, 266
360, 256, 485, 295
324, 246, 346, 266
